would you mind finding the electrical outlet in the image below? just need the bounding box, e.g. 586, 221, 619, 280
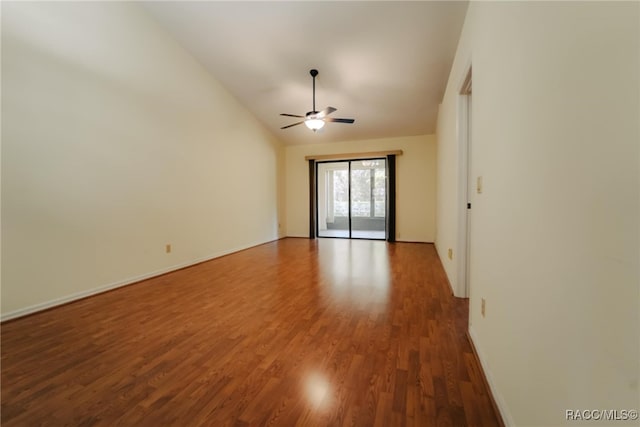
448, 248, 453, 260
481, 298, 486, 317
165, 244, 172, 254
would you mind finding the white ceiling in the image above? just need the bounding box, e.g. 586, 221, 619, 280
143, 1, 468, 145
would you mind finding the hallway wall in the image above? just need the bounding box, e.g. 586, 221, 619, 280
436, 2, 639, 425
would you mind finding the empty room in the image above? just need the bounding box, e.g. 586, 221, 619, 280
1, 1, 638, 426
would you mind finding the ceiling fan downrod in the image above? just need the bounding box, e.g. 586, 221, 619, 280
310, 69, 318, 114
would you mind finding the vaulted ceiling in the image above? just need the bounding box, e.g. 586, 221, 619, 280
143, 1, 468, 145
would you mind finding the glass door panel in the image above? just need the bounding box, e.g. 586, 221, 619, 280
317, 162, 350, 238
350, 159, 386, 239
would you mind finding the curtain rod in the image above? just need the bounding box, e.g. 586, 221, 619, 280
304, 150, 403, 161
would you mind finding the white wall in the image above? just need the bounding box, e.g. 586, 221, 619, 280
1, 2, 285, 319
285, 135, 436, 242
436, 2, 639, 426
435, 10, 474, 297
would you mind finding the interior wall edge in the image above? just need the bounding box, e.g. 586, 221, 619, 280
0, 237, 280, 322
468, 326, 514, 427
433, 243, 457, 297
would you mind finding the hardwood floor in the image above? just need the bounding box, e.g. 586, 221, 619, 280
1, 238, 500, 426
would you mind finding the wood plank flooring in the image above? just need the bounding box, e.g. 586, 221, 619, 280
1, 238, 500, 426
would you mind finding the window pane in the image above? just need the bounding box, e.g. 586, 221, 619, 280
350, 168, 371, 217
333, 170, 348, 217
374, 168, 386, 217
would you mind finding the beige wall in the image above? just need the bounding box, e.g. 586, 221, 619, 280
437, 2, 639, 425
285, 135, 436, 242
1, 2, 285, 319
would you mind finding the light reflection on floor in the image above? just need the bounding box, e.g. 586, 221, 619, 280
303, 371, 332, 411
316, 239, 391, 313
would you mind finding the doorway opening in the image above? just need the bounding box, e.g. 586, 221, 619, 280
458, 66, 472, 298
316, 158, 387, 240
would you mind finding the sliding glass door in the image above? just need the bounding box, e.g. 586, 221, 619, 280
317, 158, 386, 240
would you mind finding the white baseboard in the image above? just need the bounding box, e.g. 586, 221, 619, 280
468, 326, 515, 427
1, 238, 278, 322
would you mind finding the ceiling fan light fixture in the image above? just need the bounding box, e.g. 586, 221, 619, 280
305, 118, 325, 131
280, 69, 354, 131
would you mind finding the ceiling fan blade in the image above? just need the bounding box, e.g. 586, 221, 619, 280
280, 113, 305, 118
281, 121, 305, 129
316, 107, 337, 119
326, 118, 355, 124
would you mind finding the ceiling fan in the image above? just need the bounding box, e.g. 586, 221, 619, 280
280, 69, 355, 131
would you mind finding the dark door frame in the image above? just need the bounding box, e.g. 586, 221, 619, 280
309, 156, 396, 242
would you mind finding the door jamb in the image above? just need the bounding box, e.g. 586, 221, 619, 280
458, 65, 472, 298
